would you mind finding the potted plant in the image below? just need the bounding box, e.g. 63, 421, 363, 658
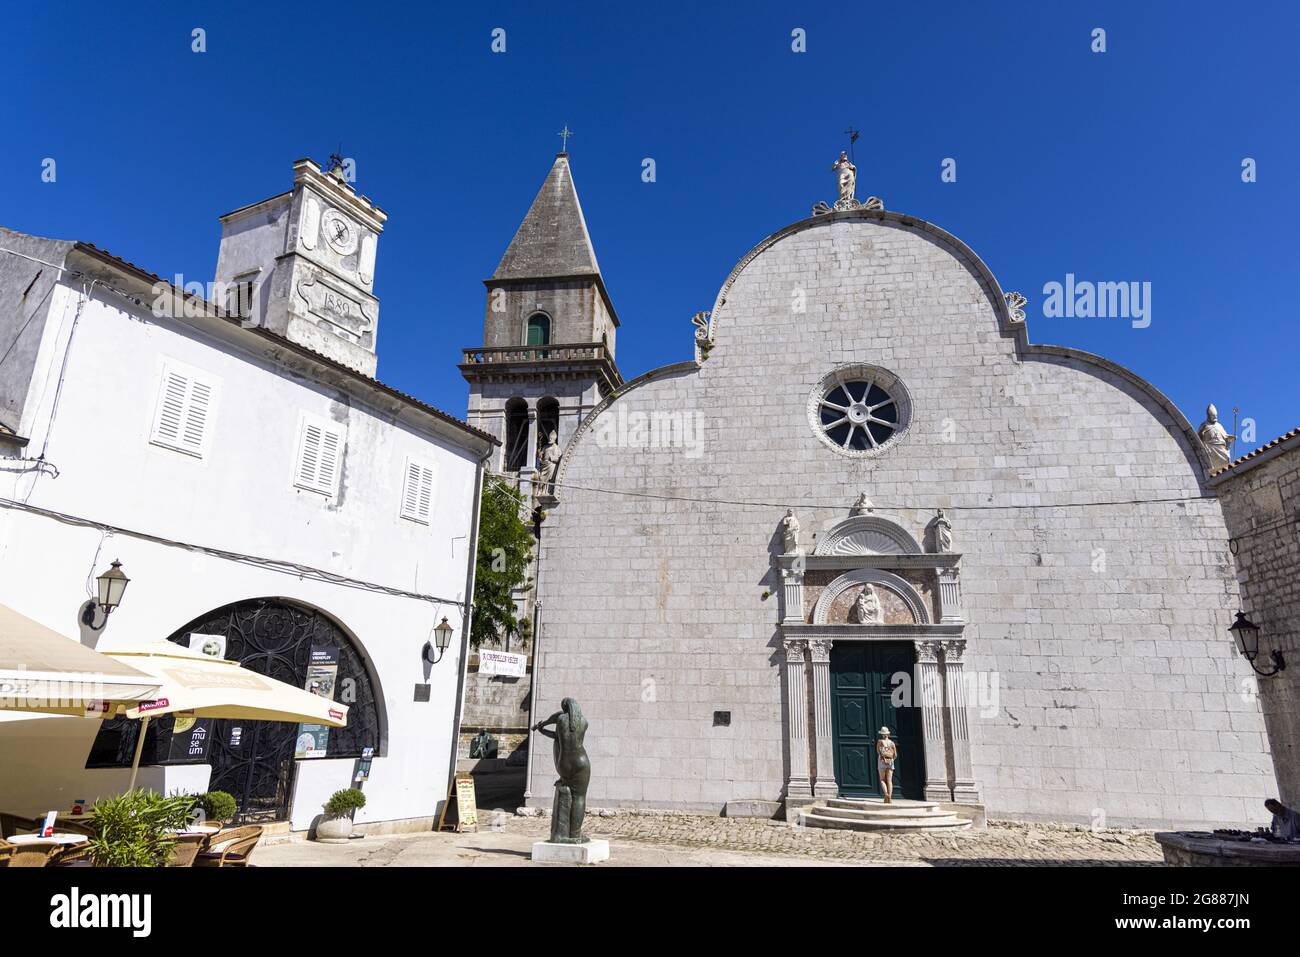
87, 789, 196, 867
194, 791, 237, 827
316, 787, 366, 843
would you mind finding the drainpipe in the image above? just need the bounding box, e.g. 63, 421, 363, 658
443, 445, 491, 809
522, 512, 543, 804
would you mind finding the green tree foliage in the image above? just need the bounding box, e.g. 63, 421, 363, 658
471, 479, 534, 648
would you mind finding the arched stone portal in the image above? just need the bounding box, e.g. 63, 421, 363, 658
776, 510, 979, 817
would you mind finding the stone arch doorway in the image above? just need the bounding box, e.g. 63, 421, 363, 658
87, 598, 383, 824
170, 598, 383, 823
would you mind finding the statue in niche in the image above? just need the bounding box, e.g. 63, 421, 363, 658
851, 492, 873, 516
538, 429, 562, 494
532, 698, 591, 844
780, 509, 801, 554
1197, 404, 1234, 470
854, 584, 882, 624
876, 727, 898, 803
931, 509, 953, 552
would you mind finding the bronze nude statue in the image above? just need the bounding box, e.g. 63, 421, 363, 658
533, 697, 592, 844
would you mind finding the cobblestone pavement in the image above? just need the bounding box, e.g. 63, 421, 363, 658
569, 813, 1163, 866
256, 812, 1164, 867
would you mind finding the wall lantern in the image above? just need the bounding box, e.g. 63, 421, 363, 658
82, 559, 130, 630
1229, 611, 1285, 678
423, 616, 455, 665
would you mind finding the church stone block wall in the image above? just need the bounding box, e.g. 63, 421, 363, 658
527, 212, 1273, 828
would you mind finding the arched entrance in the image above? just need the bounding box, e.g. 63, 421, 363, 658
87, 599, 383, 823
174, 599, 383, 822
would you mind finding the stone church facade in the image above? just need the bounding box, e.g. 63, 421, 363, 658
497, 154, 1273, 829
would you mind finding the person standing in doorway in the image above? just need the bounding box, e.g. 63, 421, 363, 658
876, 726, 898, 804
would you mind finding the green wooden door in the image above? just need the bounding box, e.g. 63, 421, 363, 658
830, 642, 924, 799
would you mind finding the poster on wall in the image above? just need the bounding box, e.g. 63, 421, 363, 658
168, 711, 212, 763
295, 645, 340, 759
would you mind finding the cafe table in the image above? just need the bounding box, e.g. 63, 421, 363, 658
4, 832, 88, 846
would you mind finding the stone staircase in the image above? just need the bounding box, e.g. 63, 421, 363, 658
798, 797, 972, 832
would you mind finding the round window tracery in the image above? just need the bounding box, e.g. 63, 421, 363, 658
808, 364, 911, 457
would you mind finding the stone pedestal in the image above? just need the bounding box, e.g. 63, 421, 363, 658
531, 839, 610, 864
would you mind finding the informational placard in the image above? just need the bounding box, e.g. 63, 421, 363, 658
478, 649, 527, 677
296, 645, 340, 759
354, 747, 374, 783
436, 772, 478, 832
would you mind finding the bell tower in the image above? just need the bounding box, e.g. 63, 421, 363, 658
460, 152, 622, 479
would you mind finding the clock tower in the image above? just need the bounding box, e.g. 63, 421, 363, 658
215, 157, 387, 377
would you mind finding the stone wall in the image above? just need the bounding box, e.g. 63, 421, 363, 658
528, 211, 1274, 828
1211, 433, 1300, 806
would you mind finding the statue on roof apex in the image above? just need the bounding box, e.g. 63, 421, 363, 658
833, 151, 857, 206
813, 151, 884, 216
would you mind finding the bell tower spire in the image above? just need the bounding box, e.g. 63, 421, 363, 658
461, 152, 622, 481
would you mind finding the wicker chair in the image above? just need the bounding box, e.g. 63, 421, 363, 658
2, 840, 61, 867
0, 842, 12, 867
56, 819, 97, 838
166, 832, 211, 867
49, 842, 94, 867
0, 812, 37, 838
194, 826, 262, 867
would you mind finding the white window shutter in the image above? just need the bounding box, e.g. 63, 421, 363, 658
151, 365, 216, 457
180, 380, 212, 454
400, 458, 435, 524
295, 417, 345, 497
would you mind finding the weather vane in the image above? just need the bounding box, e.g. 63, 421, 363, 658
558, 125, 573, 153
844, 127, 860, 165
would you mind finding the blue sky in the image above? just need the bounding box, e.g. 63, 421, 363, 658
2, 1, 1296, 451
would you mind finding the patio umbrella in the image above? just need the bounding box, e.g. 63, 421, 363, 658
100, 642, 349, 789
0, 603, 161, 716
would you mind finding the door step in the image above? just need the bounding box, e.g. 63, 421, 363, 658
797, 798, 972, 832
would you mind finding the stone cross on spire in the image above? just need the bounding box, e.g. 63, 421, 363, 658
558, 125, 573, 154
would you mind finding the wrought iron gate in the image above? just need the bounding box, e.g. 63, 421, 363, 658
164, 600, 382, 823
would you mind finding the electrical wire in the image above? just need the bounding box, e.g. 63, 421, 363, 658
0, 494, 466, 609
536, 475, 1223, 513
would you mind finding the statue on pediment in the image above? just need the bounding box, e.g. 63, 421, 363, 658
781, 509, 801, 555
1197, 404, 1234, 471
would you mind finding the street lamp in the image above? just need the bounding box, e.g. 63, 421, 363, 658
1229, 611, 1285, 677
423, 616, 455, 665
82, 559, 130, 630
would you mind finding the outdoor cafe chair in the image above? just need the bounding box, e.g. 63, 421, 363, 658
194, 825, 263, 867
56, 819, 97, 838
0, 838, 60, 867
167, 831, 211, 867
0, 812, 37, 837
0, 843, 11, 867
49, 842, 94, 867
